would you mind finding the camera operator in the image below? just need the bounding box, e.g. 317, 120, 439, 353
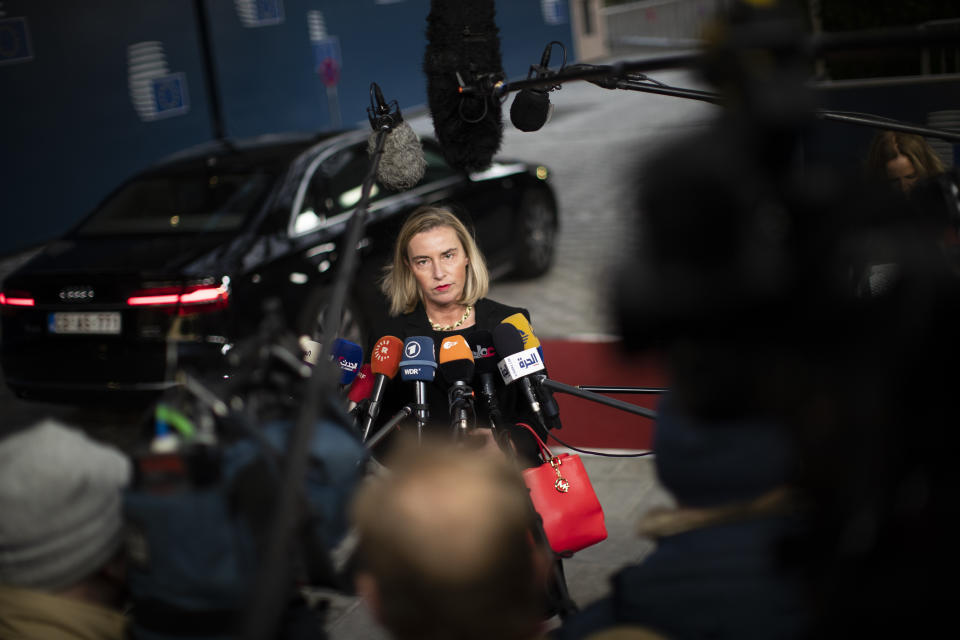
121, 310, 368, 640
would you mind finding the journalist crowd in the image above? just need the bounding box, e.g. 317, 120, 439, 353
5, 0, 960, 634
3, 107, 958, 638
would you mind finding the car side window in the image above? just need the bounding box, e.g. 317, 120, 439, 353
293, 168, 331, 234
293, 143, 387, 235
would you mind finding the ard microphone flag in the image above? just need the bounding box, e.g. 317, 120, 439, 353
400, 336, 437, 382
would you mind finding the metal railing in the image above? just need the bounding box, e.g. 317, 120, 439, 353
601, 0, 728, 51
921, 18, 960, 75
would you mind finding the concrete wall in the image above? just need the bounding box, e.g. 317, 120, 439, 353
570, 0, 608, 62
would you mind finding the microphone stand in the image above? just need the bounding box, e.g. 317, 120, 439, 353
535, 376, 658, 420
361, 392, 384, 442
448, 382, 476, 440
501, 24, 960, 93
242, 82, 393, 640
364, 404, 414, 450
578, 385, 668, 395
494, 23, 960, 145
413, 381, 429, 444
469, 372, 515, 442
478, 374, 507, 433
588, 74, 960, 143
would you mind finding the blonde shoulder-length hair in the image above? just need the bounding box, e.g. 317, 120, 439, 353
380, 206, 490, 316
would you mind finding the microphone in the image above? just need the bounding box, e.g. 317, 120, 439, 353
298, 335, 322, 365
424, 0, 505, 172
399, 336, 437, 431
362, 335, 404, 440
467, 330, 505, 430
330, 338, 363, 385
347, 364, 374, 412
501, 313, 544, 359
509, 42, 561, 133
491, 323, 547, 430
367, 82, 426, 191
501, 314, 560, 427
437, 334, 476, 434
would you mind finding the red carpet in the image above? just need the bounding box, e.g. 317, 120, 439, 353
540, 339, 668, 451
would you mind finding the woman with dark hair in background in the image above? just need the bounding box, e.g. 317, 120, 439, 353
866, 130, 945, 194
861, 131, 957, 294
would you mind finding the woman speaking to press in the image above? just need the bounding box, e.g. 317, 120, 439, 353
368, 205, 547, 463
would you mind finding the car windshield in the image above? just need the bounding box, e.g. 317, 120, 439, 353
76, 170, 275, 235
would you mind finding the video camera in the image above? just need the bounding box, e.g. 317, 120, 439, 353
122, 299, 368, 639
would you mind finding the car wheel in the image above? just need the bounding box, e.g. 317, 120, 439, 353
298, 288, 368, 354
513, 189, 557, 278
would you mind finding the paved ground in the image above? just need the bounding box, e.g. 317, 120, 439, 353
0, 58, 712, 636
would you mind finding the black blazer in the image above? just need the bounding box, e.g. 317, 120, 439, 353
367, 298, 547, 463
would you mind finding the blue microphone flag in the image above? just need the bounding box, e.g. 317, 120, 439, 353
331, 338, 364, 385
400, 335, 437, 382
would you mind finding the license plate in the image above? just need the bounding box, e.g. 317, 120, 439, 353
48, 312, 122, 335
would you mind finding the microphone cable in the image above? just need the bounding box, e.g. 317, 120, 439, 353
539, 428, 654, 459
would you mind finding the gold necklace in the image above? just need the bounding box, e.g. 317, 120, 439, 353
428, 304, 473, 331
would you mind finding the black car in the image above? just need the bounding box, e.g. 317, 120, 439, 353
0, 129, 557, 398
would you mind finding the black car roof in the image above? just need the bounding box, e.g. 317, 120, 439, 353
147, 130, 350, 175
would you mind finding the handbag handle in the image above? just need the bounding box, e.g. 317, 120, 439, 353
516, 422, 570, 493
516, 422, 554, 460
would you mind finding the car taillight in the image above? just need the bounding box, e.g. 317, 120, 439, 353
127, 290, 181, 306
127, 283, 229, 315
180, 286, 229, 305
0, 291, 36, 306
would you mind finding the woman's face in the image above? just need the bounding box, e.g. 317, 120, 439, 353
886, 154, 919, 193
406, 225, 469, 309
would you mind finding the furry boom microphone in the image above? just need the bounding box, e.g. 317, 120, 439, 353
367, 83, 426, 191
424, 0, 505, 172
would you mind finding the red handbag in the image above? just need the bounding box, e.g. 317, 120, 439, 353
517, 423, 608, 555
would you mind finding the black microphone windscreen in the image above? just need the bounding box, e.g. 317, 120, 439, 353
424, 0, 504, 172
492, 323, 524, 358
467, 330, 498, 374
439, 359, 475, 384
510, 89, 552, 132
369, 120, 426, 191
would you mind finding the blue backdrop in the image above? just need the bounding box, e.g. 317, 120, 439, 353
0, 0, 574, 256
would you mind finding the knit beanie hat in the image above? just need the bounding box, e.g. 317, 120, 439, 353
0, 419, 131, 590
653, 396, 793, 508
